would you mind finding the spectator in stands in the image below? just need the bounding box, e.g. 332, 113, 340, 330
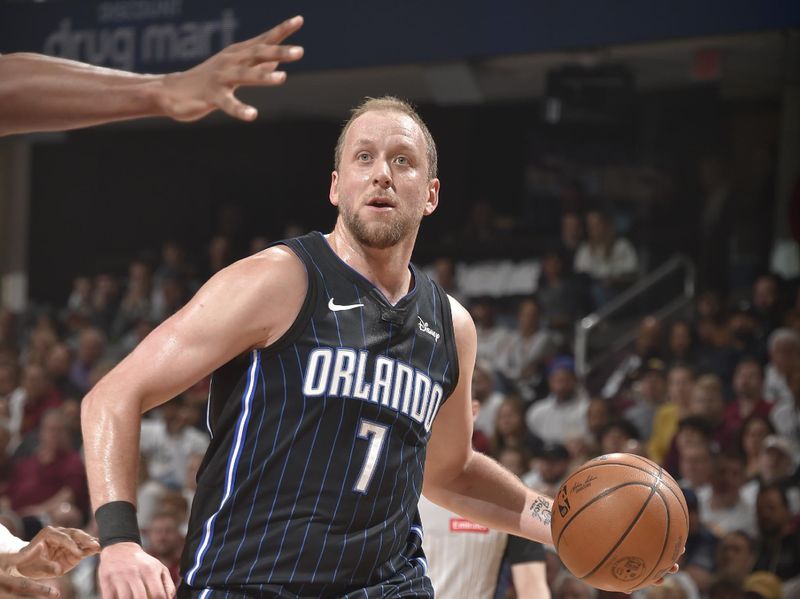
144, 511, 184, 586
471, 360, 506, 439
497, 447, 530, 479
665, 320, 697, 367
764, 328, 800, 407
468, 297, 511, 370
751, 275, 784, 342
89, 273, 121, 334
431, 257, 466, 305
44, 343, 80, 401
206, 235, 233, 278
140, 395, 209, 490
112, 259, 153, 338
649, 365, 695, 465
598, 418, 642, 456
68, 327, 106, 395
522, 442, 571, 497
602, 315, 664, 400
7, 363, 62, 446
699, 451, 757, 537
581, 397, 610, 458
492, 397, 543, 458
622, 357, 668, 441
536, 248, 589, 334
0, 361, 17, 409
558, 211, 584, 269
739, 416, 777, 482
152, 241, 194, 307
680, 487, 718, 594
23, 326, 58, 369
741, 436, 800, 514
3, 408, 88, 535
496, 298, 556, 400
768, 355, 799, 445
715, 530, 757, 585
742, 571, 784, 599
574, 208, 638, 307
725, 358, 772, 433
526, 357, 589, 445
150, 274, 188, 323
677, 435, 713, 499
688, 375, 736, 451
753, 484, 800, 582
727, 302, 763, 362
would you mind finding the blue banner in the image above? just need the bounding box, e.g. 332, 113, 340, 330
1, 1, 798, 74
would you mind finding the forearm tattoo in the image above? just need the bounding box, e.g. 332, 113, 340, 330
529, 496, 552, 526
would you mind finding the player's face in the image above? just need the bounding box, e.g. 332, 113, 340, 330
330, 110, 439, 249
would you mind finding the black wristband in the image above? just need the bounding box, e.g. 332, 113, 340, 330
95, 501, 142, 548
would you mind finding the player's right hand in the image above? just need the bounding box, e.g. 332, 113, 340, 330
98, 542, 176, 599
158, 15, 305, 122
0, 572, 58, 598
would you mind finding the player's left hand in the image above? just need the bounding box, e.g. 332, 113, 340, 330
651, 562, 679, 585
13, 526, 100, 579
158, 14, 305, 122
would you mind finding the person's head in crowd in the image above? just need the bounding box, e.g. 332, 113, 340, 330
432, 257, 458, 293
492, 396, 529, 452
498, 447, 529, 478
208, 235, 232, 274
728, 303, 759, 349
471, 359, 496, 403
756, 484, 793, 539
732, 358, 764, 402
635, 316, 664, 357
45, 343, 73, 382
127, 259, 152, 295
636, 358, 668, 405
159, 491, 189, 527
23, 363, 51, 404
161, 395, 199, 435
585, 209, 615, 248
158, 274, 187, 317
738, 416, 775, 477
92, 272, 121, 309
60, 398, 82, 441
696, 290, 724, 323
668, 320, 695, 362
39, 408, 73, 455
516, 297, 542, 336
144, 511, 184, 561
561, 211, 584, 252
667, 364, 695, 414
553, 572, 597, 599
752, 275, 781, 316
0, 360, 17, 397
586, 397, 611, 443
758, 435, 797, 485
676, 416, 714, 454
679, 440, 713, 492
77, 327, 106, 367
87, 359, 117, 391
541, 248, 568, 284
534, 442, 571, 485
707, 578, 745, 599
548, 356, 577, 402
468, 297, 498, 330
26, 326, 58, 367
689, 375, 725, 427
767, 328, 800, 376
742, 571, 783, 599
161, 240, 186, 270
709, 450, 747, 501
599, 419, 640, 455
715, 530, 756, 583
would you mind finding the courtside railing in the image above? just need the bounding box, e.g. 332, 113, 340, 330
575, 254, 695, 381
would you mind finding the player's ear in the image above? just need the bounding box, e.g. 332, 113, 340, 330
423, 178, 440, 216
329, 170, 339, 206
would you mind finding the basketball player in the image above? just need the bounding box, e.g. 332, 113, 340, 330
0, 16, 304, 137
81, 97, 681, 597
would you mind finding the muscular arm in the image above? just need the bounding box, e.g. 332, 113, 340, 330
0, 15, 303, 136
422, 298, 554, 547
80, 246, 307, 508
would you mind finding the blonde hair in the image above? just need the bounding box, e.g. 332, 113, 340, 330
334, 96, 438, 179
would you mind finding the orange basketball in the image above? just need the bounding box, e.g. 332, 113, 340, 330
550, 453, 688, 593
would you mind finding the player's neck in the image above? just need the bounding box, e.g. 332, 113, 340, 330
327, 224, 415, 305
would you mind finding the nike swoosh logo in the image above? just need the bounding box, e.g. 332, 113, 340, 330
328, 298, 365, 312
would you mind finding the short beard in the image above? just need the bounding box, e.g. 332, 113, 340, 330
339, 204, 418, 249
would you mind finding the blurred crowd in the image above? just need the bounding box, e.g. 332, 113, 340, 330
0, 201, 798, 599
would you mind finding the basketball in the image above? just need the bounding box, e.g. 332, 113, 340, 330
550, 453, 688, 593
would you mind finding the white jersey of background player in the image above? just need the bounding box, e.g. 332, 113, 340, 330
418, 400, 550, 599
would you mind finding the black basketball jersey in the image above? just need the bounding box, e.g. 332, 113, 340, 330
180, 231, 459, 597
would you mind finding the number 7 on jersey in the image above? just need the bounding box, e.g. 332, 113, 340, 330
353, 419, 389, 494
